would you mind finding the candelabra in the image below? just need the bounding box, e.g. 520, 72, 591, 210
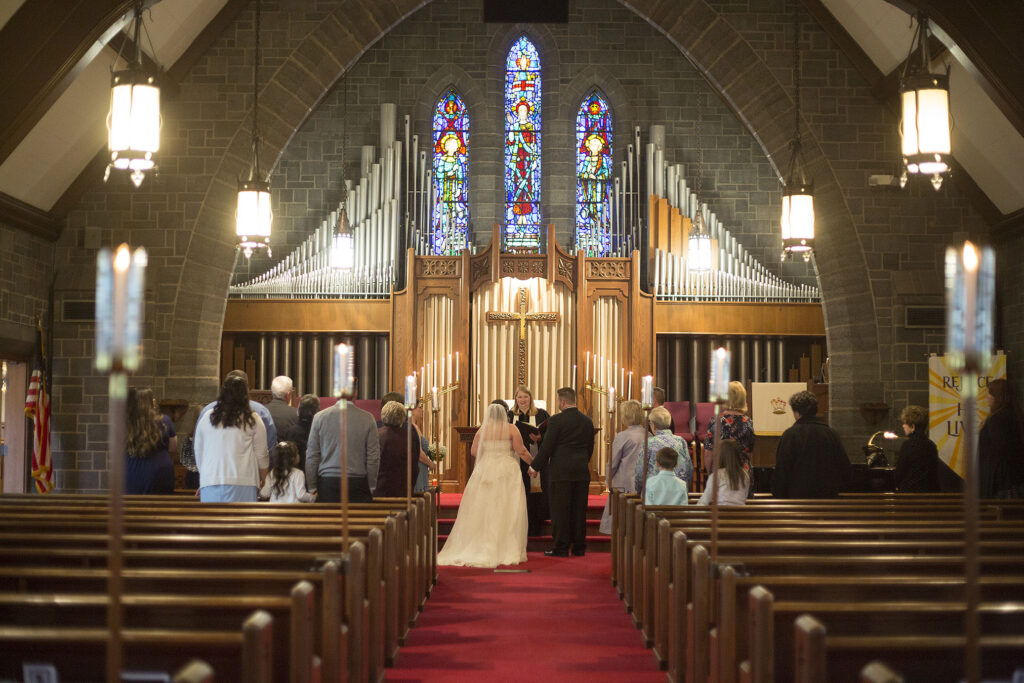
95, 243, 147, 683
419, 353, 459, 480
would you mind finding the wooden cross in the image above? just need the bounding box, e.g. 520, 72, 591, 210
486, 287, 560, 389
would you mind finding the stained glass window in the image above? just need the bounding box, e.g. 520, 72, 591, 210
504, 37, 541, 251
575, 92, 612, 256
431, 88, 470, 255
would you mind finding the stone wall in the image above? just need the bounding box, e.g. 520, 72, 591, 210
35, 0, 1007, 491
0, 223, 55, 354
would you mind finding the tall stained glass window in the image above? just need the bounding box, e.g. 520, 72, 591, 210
431, 88, 470, 255
504, 37, 541, 251
575, 92, 613, 256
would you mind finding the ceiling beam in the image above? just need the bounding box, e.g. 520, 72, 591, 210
0, 191, 61, 240
871, 34, 947, 103
0, 0, 147, 166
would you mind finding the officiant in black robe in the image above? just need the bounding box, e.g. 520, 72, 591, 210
530, 387, 595, 556
509, 387, 550, 537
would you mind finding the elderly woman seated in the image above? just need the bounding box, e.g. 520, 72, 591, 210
375, 401, 419, 497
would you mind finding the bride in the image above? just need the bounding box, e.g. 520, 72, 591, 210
438, 402, 533, 568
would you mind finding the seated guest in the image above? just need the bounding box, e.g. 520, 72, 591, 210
267, 375, 298, 436
599, 399, 645, 533
652, 386, 676, 433
375, 401, 419, 497
699, 439, 749, 506
979, 378, 1024, 499
645, 447, 689, 506
280, 393, 320, 473
195, 376, 269, 503
772, 390, 851, 498
894, 405, 940, 493
125, 387, 177, 494
635, 406, 692, 493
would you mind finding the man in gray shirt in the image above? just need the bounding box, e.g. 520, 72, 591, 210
306, 399, 379, 503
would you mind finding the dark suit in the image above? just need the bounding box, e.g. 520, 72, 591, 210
532, 406, 595, 554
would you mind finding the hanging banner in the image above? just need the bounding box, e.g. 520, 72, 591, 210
928, 352, 1006, 478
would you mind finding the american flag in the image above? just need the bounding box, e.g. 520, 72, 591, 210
24, 320, 53, 493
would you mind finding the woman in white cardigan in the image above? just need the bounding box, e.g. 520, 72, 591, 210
195, 376, 269, 502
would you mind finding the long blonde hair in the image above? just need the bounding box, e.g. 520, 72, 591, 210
512, 386, 538, 417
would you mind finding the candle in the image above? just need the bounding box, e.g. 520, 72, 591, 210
607, 359, 612, 390
433, 360, 438, 390
404, 374, 417, 407
123, 247, 146, 372
456, 351, 460, 383
709, 347, 731, 402
431, 385, 438, 407
112, 245, 129, 363
95, 249, 113, 371
641, 375, 654, 407
628, 371, 633, 400
620, 366, 625, 394
95, 244, 146, 373
333, 343, 355, 397
608, 385, 616, 412
572, 364, 577, 388
1, 361, 6, 423
447, 353, 452, 386
585, 352, 590, 384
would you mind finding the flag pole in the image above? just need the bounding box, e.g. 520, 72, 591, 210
1, 360, 7, 493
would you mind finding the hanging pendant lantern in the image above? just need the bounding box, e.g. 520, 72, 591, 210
236, 0, 272, 259
780, 0, 814, 261
688, 216, 712, 272
330, 207, 354, 270
899, 14, 951, 191
105, 1, 161, 188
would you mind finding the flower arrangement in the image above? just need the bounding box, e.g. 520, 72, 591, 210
427, 444, 447, 463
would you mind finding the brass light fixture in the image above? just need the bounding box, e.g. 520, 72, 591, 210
780, 0, 814, 261
105, 0, 161, 188
236, 0, 272, 259
899, 13, 952, 191
688, 97, 712, 272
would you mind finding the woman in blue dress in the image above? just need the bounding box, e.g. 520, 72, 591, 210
125, 387, 177, 494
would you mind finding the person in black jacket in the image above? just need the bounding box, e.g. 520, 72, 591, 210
979, 379, 1024, 498
894, 404, 940, 492
772, 390, 851, 498
530, 387, 595, 556
509, 387, 551, 537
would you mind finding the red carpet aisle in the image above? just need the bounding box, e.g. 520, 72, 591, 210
389, 553, 664, 682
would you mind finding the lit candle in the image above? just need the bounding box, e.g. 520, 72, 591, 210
620, 366, 625, 394
112, 245, 130, 362
123, 247, 146, 372
1, 361, 7, 424
608, 385, 616, 412
607, 359, 612, 390
433, 360, 438, 390
95, 249, 113, 371
333, 343, 354, 398
95, 244, 147, 372
585, 352, 590, 384
431, 385, 438, 407
447, 353, 452, 386
628, 371, 633, 400
709, 347, 731, 402
641, 375, 654, 407
404, 374, 417, 407
572, 364, 577, 388
456, 351, 460, 383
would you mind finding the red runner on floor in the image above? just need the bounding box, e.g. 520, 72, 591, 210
389, 552, 663, 682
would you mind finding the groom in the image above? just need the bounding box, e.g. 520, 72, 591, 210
529, 387, 595, 557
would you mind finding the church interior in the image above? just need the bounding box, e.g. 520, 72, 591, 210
0, 0, 1023, 680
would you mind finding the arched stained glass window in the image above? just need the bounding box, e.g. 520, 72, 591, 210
575, 92, 612, 256
504, 37, 541, 251
431, 88, 470, 255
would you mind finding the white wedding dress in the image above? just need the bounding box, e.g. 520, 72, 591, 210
437, 433, 528, 568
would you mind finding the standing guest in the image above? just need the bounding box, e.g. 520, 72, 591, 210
378, 391, 404, 427
125, 387, 177, 494
702, 381, 756, 468
510, 386, 550, 537
979, 379, 1024, 498
260, 442, 316, 503
599, 399, 645, 534
199, 370, 276, 456
306, 392, 379, 503
376, 401, 420, 497
529, 387, 595, 557
267, 376, 298, 437
635, 406, 692, 493
699, 439, 750, 506
645, 447, 689, 506
280, 393, 320, 473
410, 400, 434, 493
652, 387, 676, 433
195, 376, 269, 503
772, 390, 851, 498
893, 405, 940, 493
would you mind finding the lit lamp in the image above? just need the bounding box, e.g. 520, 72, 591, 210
330, 208, 354, 270
236, 0, 272, 259
105, 1, 160, 188
689, 102, 712, 272
780, 0, 814, 261
899, 14, 951, 191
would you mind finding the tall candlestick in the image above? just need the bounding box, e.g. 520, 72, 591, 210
709, 347, 731, 402
1, 360, 6, 424
641, 375, 654, 408
431, 385, 438, 406
404, 374, 417, 408
333, 343, 355, 398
